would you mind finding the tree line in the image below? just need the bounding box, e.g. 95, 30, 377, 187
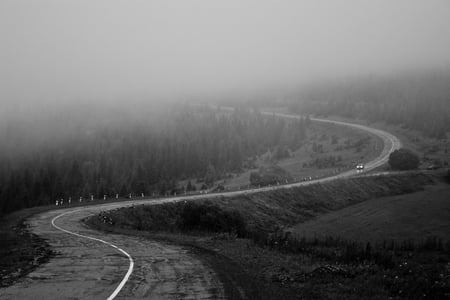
0, 105, 309, 215
287, 70, 450, 139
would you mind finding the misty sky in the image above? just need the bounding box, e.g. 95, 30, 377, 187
1, 0, 450, 104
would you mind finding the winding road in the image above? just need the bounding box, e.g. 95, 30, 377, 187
0, 113, 401, 300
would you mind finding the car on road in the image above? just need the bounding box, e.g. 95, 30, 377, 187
426, 164, 441, 170
356, 163, 365, 170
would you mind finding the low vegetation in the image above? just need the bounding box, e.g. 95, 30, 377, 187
249, 165, 292, 187
0, 208, 54, 287
86, 172, 450, 299
389, 148, 420, 170
218, 172, 433, 233
90, 201, 247, 237
207, 234, 450, 299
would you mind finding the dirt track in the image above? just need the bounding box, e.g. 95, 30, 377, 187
0, 114, 401, 299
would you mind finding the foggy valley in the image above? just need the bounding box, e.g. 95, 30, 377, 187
1, 1, 450, 299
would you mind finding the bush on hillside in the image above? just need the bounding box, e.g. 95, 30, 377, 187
272, 145, 290, 161
93, 201, 248, 236
179, 201, 247, 236
249, 165, 292, 187
388, 148, 420, 170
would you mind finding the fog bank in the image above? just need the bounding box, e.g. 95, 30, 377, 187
1, 0, 450, 104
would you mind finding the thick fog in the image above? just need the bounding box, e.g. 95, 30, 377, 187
1, 0, 450, 105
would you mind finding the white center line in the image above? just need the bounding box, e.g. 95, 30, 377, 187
51, 209, 134, 300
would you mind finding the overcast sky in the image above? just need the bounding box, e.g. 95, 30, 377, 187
1, 0, 450, 104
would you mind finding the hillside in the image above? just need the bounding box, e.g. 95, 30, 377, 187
287, 70, 450, 139
86, 171, 449, 299
291, 178, 450, 242
0, 105, 311, 215
213, 172, 434, 233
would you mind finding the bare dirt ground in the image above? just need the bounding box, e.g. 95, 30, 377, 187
0, 205, 225, 300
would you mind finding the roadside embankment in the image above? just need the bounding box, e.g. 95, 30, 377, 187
0, 207, 54, 288
86, 172, 450, 299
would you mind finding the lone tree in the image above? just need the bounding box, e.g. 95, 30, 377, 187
388, 148, 420, 170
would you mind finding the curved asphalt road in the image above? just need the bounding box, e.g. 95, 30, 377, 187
0, 113, 401, 300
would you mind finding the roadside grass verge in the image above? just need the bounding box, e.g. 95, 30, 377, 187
89, 172, 433, 236
0, 207, 55, 287
90, 200, 247, 236
87, 203, 450, 299
212, 172, 434, 233
86, 172, 450, 299
291, 178, 450, 243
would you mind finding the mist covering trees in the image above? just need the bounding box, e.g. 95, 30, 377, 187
288, 71, 450, 138
0, 105, 308, 215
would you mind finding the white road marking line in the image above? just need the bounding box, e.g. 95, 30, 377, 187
51, 209, 134, 300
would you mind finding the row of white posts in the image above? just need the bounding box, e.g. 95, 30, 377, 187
55, 192, 147, 206
54, 167, 353, 206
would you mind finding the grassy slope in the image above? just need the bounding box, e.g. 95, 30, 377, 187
99, 172, 434, 237
0, 207, 55, 287
311, 115, 449, 169
263, 106, 449, 171
3, 172, 428, 290
87, 172, 449, 299
291, 179, 450, 243
280, 122, 382, 177
222, 120, 381, 189
213, 172, 434, 233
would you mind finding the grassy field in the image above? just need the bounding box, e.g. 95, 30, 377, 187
262, 106, 449, 171
310, 114, 449, 170
86, 171, 450, 299
220, 120, 382, 189
211, 172, 434, 233
280, 122, 382, 178
291, 179, 450, 243
375, 122, 449, 169
90, 172, 435, 236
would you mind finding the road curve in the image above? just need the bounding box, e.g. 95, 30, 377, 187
1, 205, 226, 300
0, 113, 401, 300
51, 210, 135, 300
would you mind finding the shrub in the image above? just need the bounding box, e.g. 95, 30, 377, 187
249, 165, 292, 187
178, 201, 247, 236
272, 145, 290, 161
92, 201, 248, 236
388, 148, 420, 170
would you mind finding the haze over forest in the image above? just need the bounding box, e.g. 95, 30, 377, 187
3, 3, 450, 299
1, 1, 450, 214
